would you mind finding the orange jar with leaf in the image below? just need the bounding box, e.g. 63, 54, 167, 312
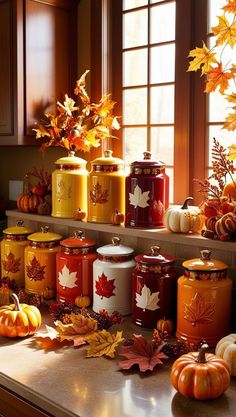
1, 221, 33, 288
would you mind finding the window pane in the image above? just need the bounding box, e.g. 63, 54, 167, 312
150, 3, 175, 44
151, 127, 174, 165
123, 127, 147, 164
123, 49, 147, 86
165, 167, 173, 204
150, 44, 175, 84
209, 92, 232, 123
123, 88, 147, 124
208, 126, 235, 165
123, 9, 148, 49
208, 0, 226, 31
123, 0, 147, 10
150, 85, 174, 124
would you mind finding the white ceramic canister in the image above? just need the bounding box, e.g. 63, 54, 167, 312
93, 237, 135, 315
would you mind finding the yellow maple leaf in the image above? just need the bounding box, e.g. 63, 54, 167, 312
225, 93, 236, 103
223, 0, 236, 14
227, 143, 236, 160
188, 42, 217, 75
212, 15, 236, 48
205, 63, 234, 94
223, 109, 236, 130
86, 330, 124, 358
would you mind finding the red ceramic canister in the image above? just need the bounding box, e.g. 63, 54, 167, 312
56, 231, 97, 304
125, 151, 169, 228
132, 246, 177, 329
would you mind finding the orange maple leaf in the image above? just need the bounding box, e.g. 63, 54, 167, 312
223, 0, 236, 14
212, 14, 236, 48
225, 93, 236, 103
188, 42, 217, 75
205, 63, 234, 94
223, 109, 236, 130
184, 293, 215, 326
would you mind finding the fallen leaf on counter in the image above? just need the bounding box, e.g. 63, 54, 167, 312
55, 313, 98, 347
34, 325, 72, 351
118, 334, 168, 372
86, 330, 124, 358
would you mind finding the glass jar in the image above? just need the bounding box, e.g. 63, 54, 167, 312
132, 246, 177, 328
125, 151, 169, 228
87, 150, 125, 223
176, 250, 232, 346
93, 237, 135, 314
1, 220, 33, 287
52, 151, 88, 218
56, 230, 97, 304
25, 226, 62, 298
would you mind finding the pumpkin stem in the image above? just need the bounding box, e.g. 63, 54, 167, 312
11, 293, 21, 311
181, 197, 193, 210
195, 343, 209, 363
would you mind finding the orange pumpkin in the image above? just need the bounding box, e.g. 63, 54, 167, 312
0, 293, 42, 337
74, 208, 86, 221
111, 209, 124, 225
42, 287, 55, 300
171, 344, 230, 400
17, 192, 40, 213
157, 318, 174, 334
215, 212, 236, 240
74, 294, 91, 308
222, 182, 236, 199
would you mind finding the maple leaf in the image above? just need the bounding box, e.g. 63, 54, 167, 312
2, 252, 21, 274
205, 63, 234, 94
184, 293, 216, 326
89, 182, 109, 204
118, 334, 168, 372
34, 325, 72, 350
55, 314, 98, 347
135, 285, 160, 311
57, 94, 78, 116
223, 0, 236, 14
223, 109, 236, 131
86, 329, 124, 358
26, 257, 46, 281
129, 185, 150, 209
212, 15, 236, 48
188, 42, 217, 75
95, 273, 116, 299
74, 69, 90, 105
227, 143, 236, 160
225, 93, 236, 103
58, 265, 77, 289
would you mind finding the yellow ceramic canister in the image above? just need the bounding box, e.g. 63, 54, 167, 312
87, 150, 125, 223
1, 220, 33, 287
25, 226, 62, 299
52, 151, 88, 218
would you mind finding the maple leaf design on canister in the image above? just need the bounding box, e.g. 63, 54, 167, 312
58, 265, 77, 289
90, 182, 109, 204
95, 272, 116, 299
184, 292, 216, 326
2, 252, 21, 274
129, 185, 150, 208
135, 284, 160, 311
26, 256, 46, 281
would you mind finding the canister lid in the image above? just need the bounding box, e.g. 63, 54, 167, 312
130, 151, 165, 168
54, 151, 87, 167
27, 226, 62, 243
3, 220, 33, 235
60, 230, 96, 248
91, 150, 124, 166
183, 250, 228, 271
97, 236, 134, 256
135, 246, 176, 265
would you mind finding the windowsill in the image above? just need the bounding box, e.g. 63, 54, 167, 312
6, 209, 236, 252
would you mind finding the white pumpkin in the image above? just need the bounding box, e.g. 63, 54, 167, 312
215, 334, 236, 376
163, 197, 204, 233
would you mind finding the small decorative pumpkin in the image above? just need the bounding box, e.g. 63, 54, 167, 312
222, 182, 236, 200
0, 293, 42, 337
17, 192, 41, 213
163, 197, 204, 233
42, 287, 55, 300
171, 344, 230, 400
73, 208, 86, 221
215, 212, 236, 240
0, 285, 13, 306
215, 334, 236, 376
111, 209, 125, 225
74, 294, 91, 308
157, 318, 174, 334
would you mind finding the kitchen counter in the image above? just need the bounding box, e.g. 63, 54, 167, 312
0, 311, 236, 417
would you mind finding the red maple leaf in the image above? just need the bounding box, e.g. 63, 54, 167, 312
26, 256, 46, 281
95, 272, 115, 299
118, 334, 168, 372
2, 252, 21, 273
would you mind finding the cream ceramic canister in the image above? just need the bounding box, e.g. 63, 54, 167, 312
93, 237, 135, 314
87, 150, 125, 223
1, 220, 33, 287
52, 151, 88, 218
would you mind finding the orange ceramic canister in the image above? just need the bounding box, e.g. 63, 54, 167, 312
25, 226, 62, 299
56, 230, 97, 304
1, 220, 33, 287
87, 150, 125, 223
176, 249, 232, 347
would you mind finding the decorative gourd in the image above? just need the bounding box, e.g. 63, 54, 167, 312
17, 192, 41, 213
42, 287, 55, 300
170, 344, 230, 400
215, 212, 236, 240
215, 334, 236, 376
73, 208, 86, 221
205, 215, 219, 232
0, 285, 12, 306
222, 182, 236, 200
163, 197, 204, 233
157, 318, 174, 334
74, 294, 91, 308
0, 293, 42, 337
111, 209, 125, 225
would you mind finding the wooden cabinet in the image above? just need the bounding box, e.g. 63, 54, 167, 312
0, 0, 78, 145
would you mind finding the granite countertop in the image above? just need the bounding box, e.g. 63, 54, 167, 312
0, 312, 236, 417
